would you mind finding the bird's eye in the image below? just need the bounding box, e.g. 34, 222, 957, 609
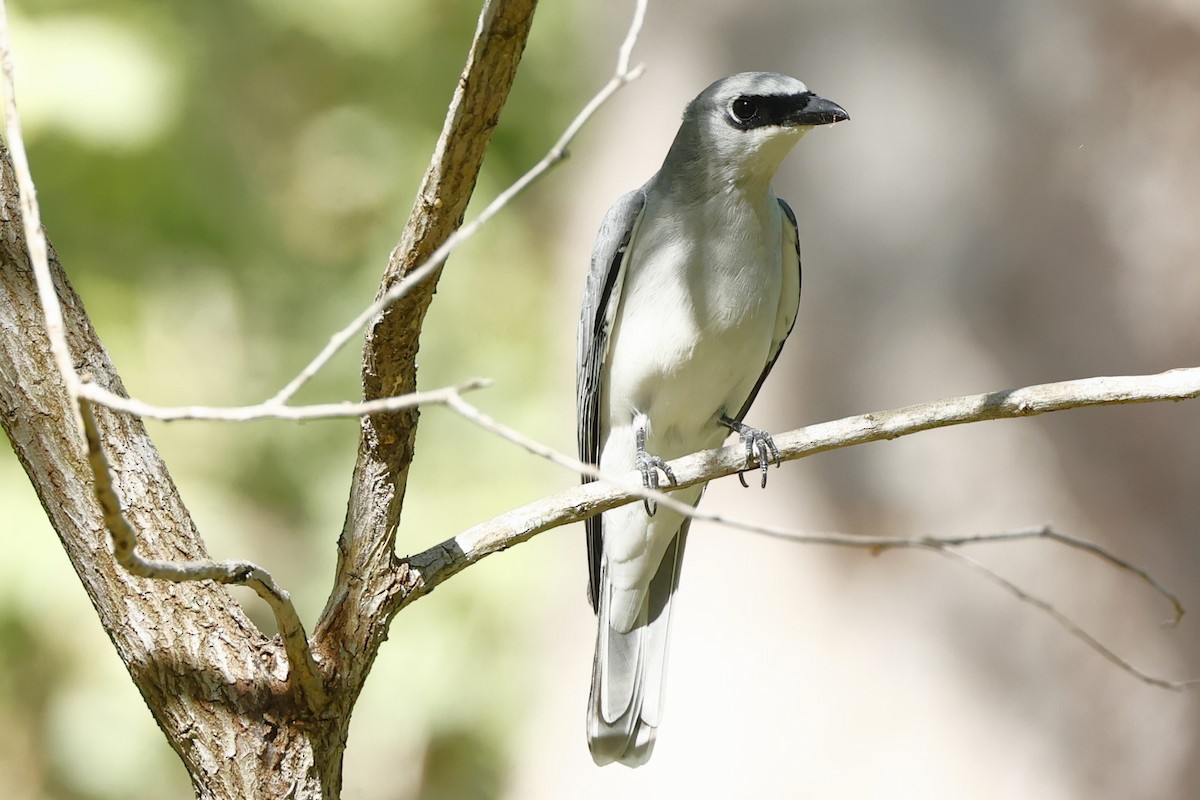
731, 98, 757, 123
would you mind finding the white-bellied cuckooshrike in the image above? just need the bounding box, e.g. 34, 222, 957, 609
577, 72, 848, 767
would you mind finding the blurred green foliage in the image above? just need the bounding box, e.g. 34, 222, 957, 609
0, 1, 589, 797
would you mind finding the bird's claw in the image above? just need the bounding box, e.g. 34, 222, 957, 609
720, 415, 780, 489
636, 422, 676, 516
637, 451, 677, 516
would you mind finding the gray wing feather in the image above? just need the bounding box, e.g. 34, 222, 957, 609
733, 197, 802, 423
578, 187, 647, 610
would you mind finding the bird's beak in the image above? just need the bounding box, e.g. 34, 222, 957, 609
788, 93, 849, 126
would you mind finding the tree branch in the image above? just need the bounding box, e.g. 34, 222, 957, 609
312, 0, 544, 719
412, 367, 1200, 580
389, 369, 1200, 687
312, 0, 654, 685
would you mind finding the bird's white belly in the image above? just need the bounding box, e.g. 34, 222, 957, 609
603, 219, 782, 458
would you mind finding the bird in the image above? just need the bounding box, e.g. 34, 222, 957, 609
576, 71, 847, 767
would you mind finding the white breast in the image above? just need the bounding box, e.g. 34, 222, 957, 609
602, 185, 786, 461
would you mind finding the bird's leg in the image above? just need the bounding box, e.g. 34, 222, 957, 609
718, 413, 781, 489
635, 418, 676, 516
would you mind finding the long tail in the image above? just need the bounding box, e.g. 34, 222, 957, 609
587, 525, 689, 767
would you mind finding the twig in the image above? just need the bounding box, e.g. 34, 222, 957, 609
665, 516, 1185, 627
79, 393, 328, 708
927, 546, 1198, 691
77, 378, 490, 423
698, 519, 1190, 689
914, 525, 1185, 627
0, 0, 76, 402
446, 391, 609, 479
268, 0, 650, 405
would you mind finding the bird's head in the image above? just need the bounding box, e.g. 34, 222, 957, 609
665, 72, 848, 191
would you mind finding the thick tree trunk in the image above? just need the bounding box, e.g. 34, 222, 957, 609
0, 0, 537, 796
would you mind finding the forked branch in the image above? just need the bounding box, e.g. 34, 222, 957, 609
78, 389, 329, 708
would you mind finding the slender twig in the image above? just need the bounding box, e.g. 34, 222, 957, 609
710, 522, 1190, 689
268, 0, 650, 405
79, 393, 328, 707
927, 546, 1198, 691
678, 518, 1186, 626
77, 378, 490, 423
0, 0, 76, 403
915, 525, 1185, 627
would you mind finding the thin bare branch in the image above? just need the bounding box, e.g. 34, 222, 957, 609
268, 0, 649, 406
13, 0, 648, 429
0, 0, 76, 404
433, 367, 1200, 564
772, 368, 1200, 464
616, 0, 648, 75
927, 546, 1198, 691
77, 378, 490, 423
920, 525, 1186, 627
692, 518, 1191, 689
79, 392, 328, 708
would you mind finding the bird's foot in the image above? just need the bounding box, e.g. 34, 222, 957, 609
635, 423, 676, 516
719, 414, 781, 488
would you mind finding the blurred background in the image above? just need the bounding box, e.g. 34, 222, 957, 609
1, 0, 1198, 797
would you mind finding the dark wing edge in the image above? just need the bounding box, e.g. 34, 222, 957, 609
578, 188, 647, 611
733, 197, 802, 423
